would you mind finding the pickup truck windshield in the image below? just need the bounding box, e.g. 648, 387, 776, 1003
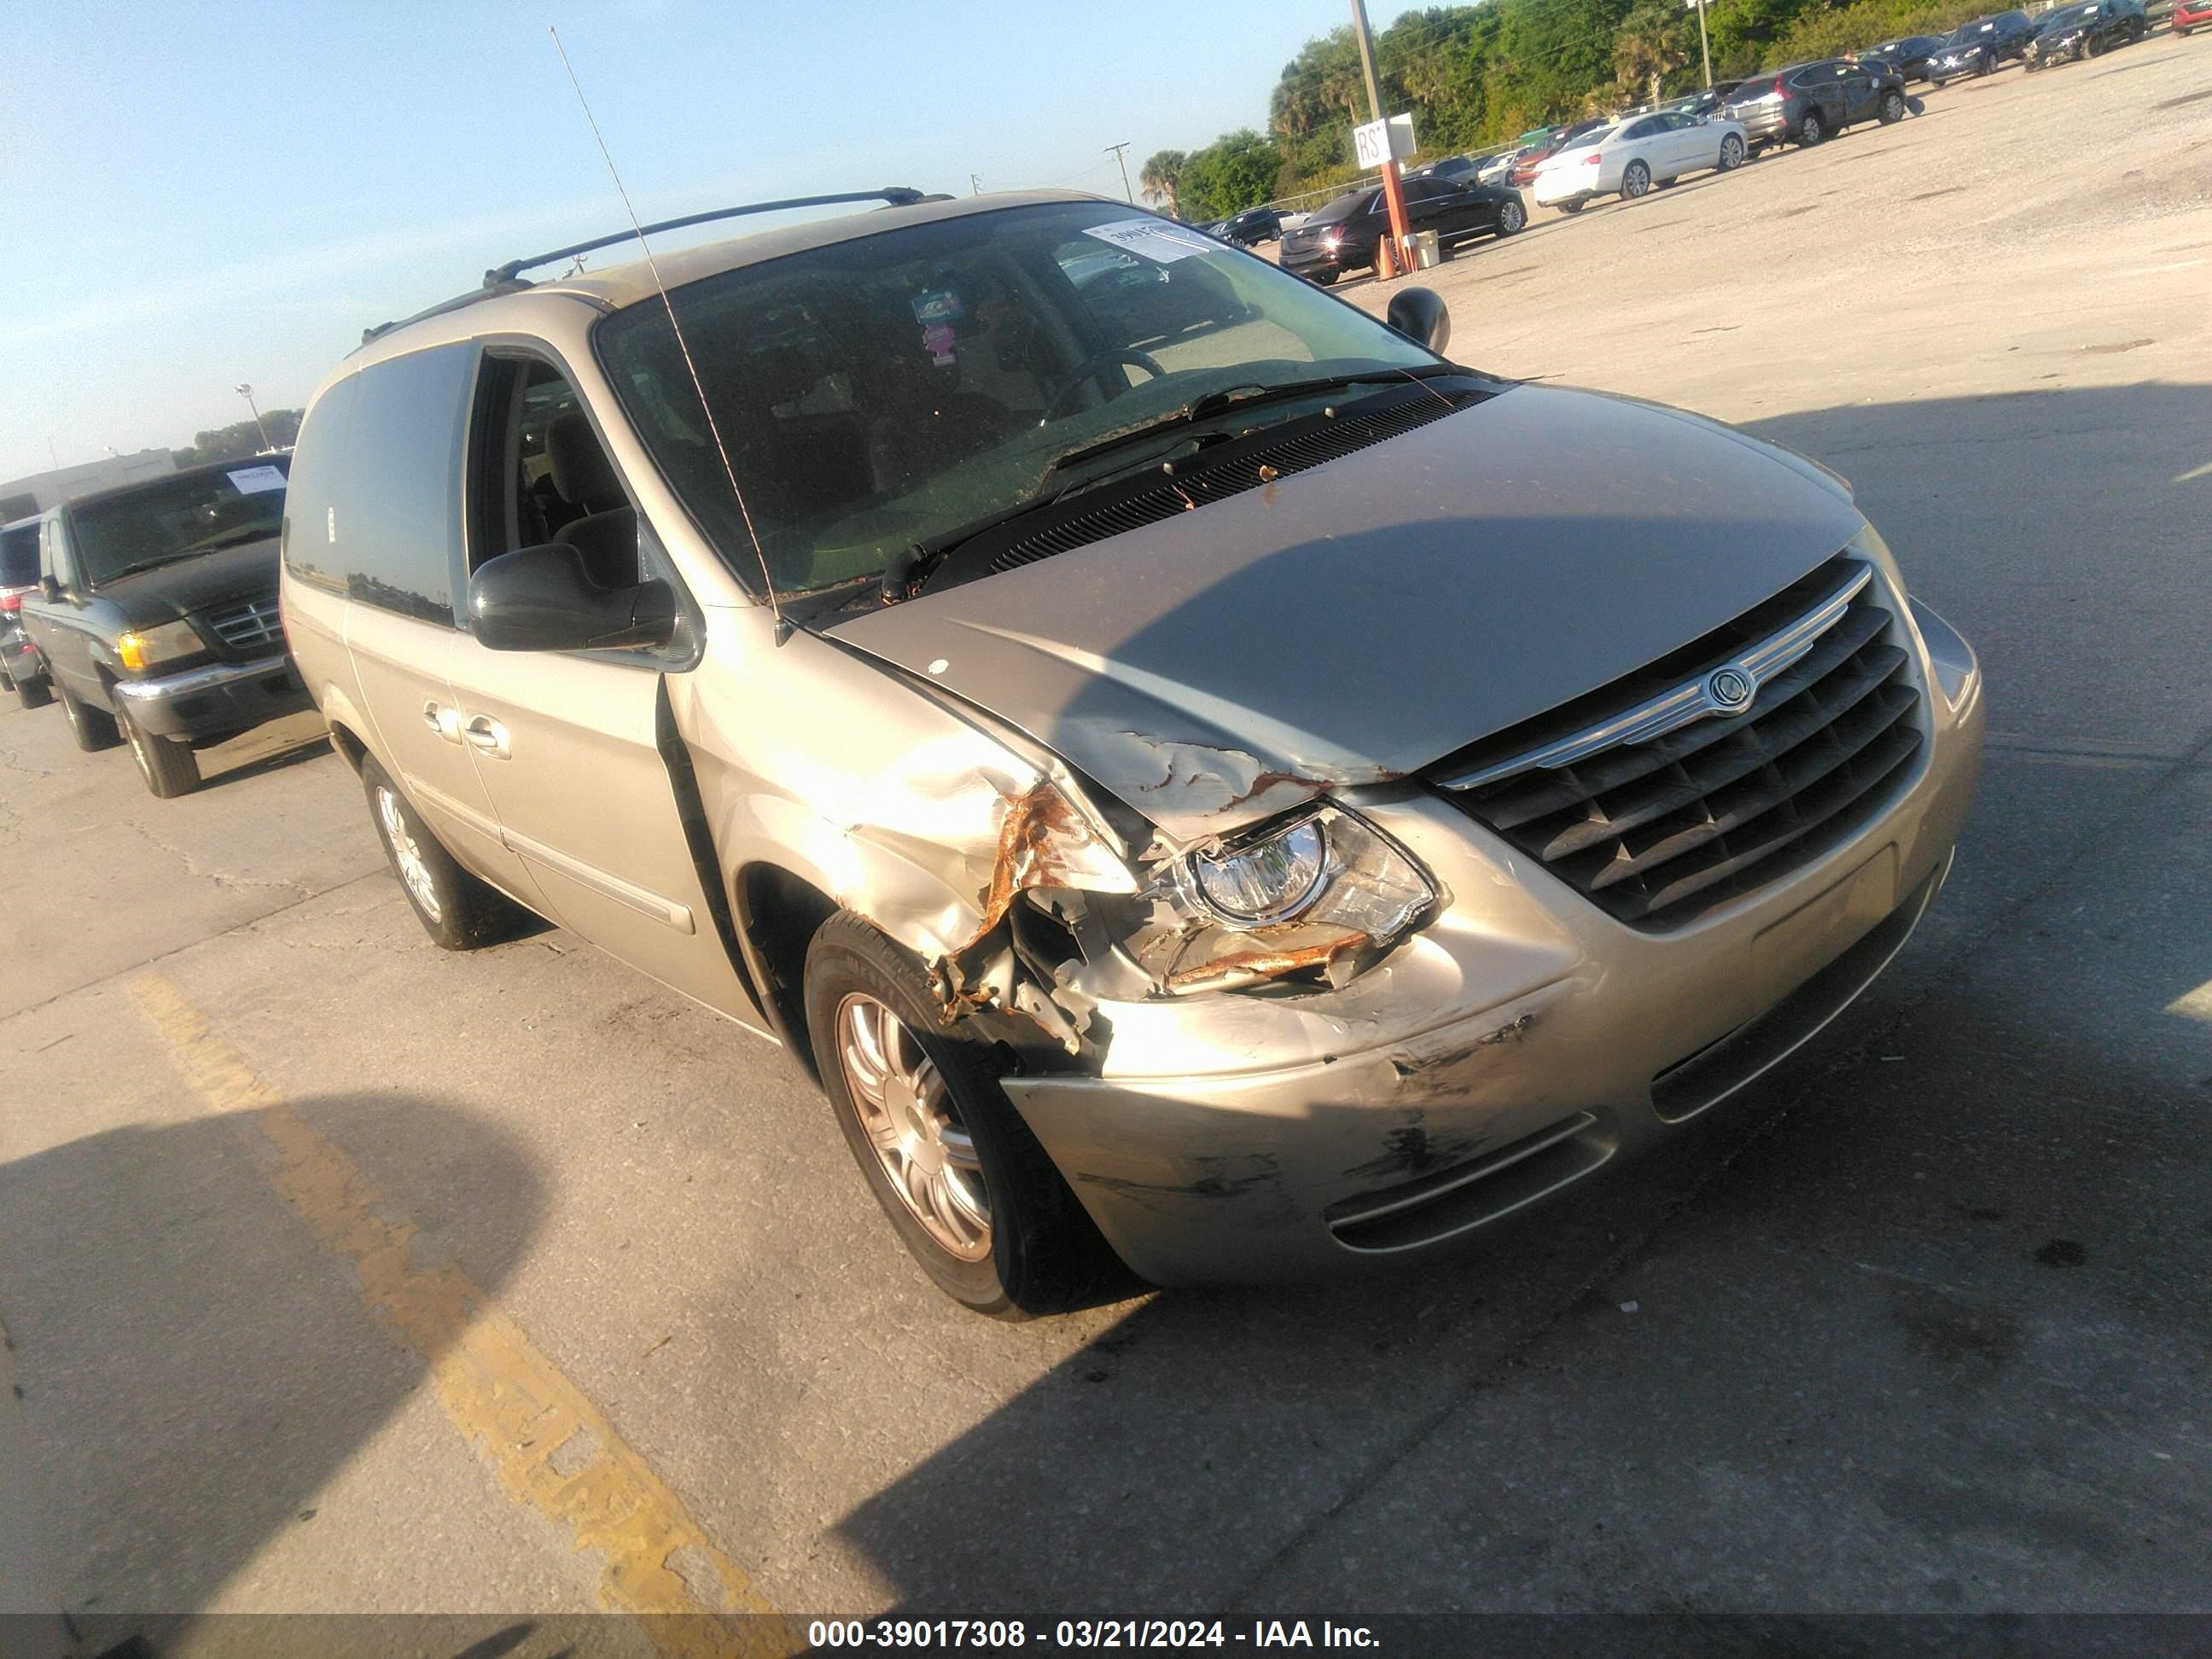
70, 462, 289, 585
595, 200, 1435, 597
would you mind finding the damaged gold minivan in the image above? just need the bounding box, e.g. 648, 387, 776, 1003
280, 189, 1982, 1315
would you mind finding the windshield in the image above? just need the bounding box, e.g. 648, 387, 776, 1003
68, 460, 288, 585
1308, 190, 1372, 224
2038, 3, 2096, 25
1948, 19, 1996, 39
596, 201, 1436, 597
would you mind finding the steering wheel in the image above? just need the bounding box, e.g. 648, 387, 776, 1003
1039, 348, 1167, 423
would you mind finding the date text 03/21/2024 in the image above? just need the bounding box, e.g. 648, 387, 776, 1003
805, 1619, 1380, 1649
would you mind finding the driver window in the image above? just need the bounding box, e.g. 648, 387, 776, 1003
469, 356, 642, 593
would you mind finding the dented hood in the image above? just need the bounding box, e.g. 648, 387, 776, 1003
831, 384, 1866, 842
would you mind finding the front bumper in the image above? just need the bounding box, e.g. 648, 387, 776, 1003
1004, 591, 1985, 1286
111, 654, 313, 740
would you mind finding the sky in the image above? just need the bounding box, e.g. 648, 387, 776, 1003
0, 0, 1358, 483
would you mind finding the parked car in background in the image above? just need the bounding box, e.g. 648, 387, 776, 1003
1925, 12, 2037, 79
1410, 154, 1485, 184
2175, 0, 2210, 32
1220, 206, 1284, 246
1278, 174, 1526, 282
15, 458, 311, 796
1722, 59, 1909, 150
0, 516, 51, 707
1857, 34, 1947, 81
1511, 119, 1610, 186
1660, 87, 1738, 119
280, 187, 1981, 1314
1197, 218, 1231, 240
1532, 111, 1750, 212
2024, 0, 2147, 64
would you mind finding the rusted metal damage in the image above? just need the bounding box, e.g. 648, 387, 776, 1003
1163, 927, 1372, 995
1344, 1120, 1485, 1183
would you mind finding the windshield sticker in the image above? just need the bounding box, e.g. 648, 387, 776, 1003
1080, 218, 1214, 265
920, 323, 958, 366
911, 288, 963, 326
226, 464, 286, 495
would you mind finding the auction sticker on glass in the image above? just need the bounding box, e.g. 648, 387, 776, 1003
1081, 218, 1216, 264
225, 464, 286, 494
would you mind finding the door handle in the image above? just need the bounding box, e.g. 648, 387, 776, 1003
462, 713, 510, 760
422, 701, 463, 743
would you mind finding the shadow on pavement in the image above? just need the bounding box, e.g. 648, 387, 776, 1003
0, 1092, 549, 1650
829, 384, 2212, 1615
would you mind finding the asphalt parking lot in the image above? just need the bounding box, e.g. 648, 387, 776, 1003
3, 38, 2209, 1655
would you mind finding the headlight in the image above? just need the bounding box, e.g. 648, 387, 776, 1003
115, 619, 204, 672
1109, 805, 1439, 995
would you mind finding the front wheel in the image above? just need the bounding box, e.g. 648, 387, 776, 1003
1976, 49, 1996, 74
1558, 198, 1586, 214
359, 754, 527, 950
57, 681, 121, 751
805, 911, 1120, 1318
1879, 90, 1906, 123
123, 707, 201, 798
1493, 195, 1526, 236
1621, 160, 1652, 199
1717, 134, 1746, 171
2084, 30, 2108, 55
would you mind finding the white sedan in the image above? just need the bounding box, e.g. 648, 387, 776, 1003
1531, 111, 1749, 212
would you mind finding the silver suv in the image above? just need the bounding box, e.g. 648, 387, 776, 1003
280, 189, 1983, 1316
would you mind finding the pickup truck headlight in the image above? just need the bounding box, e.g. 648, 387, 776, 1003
115, 620, 205, 672
1112, 805, 1438, 995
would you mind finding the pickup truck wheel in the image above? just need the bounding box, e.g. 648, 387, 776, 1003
15, 677, 52, 710
123, 708, 201, 798
57, 682, 122, 752
804, 911, 1121, 1318
360, 754, 525, 950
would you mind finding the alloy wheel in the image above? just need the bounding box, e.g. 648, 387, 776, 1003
1720, 135, 1745, 169
835, 992, 992, 1262
376, 786, 443, 923
1500, 198, 1524, 233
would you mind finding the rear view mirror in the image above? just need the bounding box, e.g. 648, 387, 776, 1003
469, 543, 676, 653
1386, 286, 1452, 357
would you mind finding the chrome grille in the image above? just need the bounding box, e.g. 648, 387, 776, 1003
207, 595, 282, 650
1434, 556, 1925, 929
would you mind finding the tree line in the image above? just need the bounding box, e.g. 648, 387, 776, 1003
1145, 0, 1988, 221
173, 410, 301, 468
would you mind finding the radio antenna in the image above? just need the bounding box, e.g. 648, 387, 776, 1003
547, 26, 787, 638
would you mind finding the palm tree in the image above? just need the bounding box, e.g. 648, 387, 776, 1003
1139, 149, 1189, 218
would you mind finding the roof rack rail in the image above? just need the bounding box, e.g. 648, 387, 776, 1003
483, 188, 934, 286
361, 187, 939, 348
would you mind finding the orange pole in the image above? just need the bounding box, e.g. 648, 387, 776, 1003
1377, 156, 1412, 281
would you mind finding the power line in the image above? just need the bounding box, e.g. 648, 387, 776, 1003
1104, 141, 1135, 202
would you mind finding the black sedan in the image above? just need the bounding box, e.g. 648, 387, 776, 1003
1925, 11, 2037, 80
1278, 176, 1525, 285
2025, 0, 2147, 65
1857, 34, 1947, 81
1219, 206, 1284, 247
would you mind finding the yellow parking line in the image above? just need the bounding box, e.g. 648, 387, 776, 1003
130, 972, 795, 1659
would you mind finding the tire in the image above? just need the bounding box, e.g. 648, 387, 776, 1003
359, 754, 527, 950
1621, 160, 1652, 199
1797, 111, 1825, 146
122, 706, 201, 798
1718, 134, 1746, 171
2084, 30, 2106, 55
804, 911, 1120, 1318
1879, 90, 1906, 123
1312, 269, 1339, 286
1976, 49, 1995, 74
1559, 197, 1586, 214
57, 681, 122, 751
1493, 195, 1526, 236
16, 676, 52, 710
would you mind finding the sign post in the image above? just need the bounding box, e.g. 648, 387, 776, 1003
1353, 113, 1417, 281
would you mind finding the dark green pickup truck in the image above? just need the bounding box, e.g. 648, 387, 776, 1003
16, 457, 314, 797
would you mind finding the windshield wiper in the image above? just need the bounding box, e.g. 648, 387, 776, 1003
1040, 367, 1451, 479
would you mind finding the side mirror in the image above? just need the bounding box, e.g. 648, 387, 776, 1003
469, 543, 676, 653
38, 574, 61, 603
1385, 286, 1452, 357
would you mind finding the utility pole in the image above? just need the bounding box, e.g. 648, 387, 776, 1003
1686, 0, 1714, 89
233, 382, 272, 452
969, 172, 983, 195
1104, 142, 1134, 203
1348, 0, 1411, 280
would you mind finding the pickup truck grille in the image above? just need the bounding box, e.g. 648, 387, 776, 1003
207, 596, 282, 651
1432, 556, 1925, 930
